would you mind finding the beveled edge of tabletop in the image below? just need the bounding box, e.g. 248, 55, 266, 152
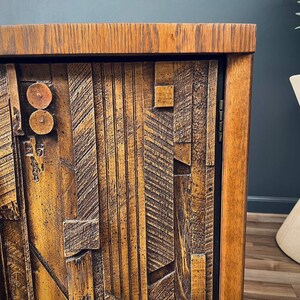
0, 23, 256, 57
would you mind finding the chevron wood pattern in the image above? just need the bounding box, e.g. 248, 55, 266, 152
0, 65, 19, 220
144, 108, 174, 273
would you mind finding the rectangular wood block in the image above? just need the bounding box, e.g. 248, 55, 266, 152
191, 254, 206, 300
63, 219, 100, 257
155, 85, 174, 108
155, 61, 174, 85
66, 251, 94, 300
174, 143, 192, 166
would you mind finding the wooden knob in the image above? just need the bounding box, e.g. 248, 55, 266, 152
29, 110, 54, 135
27, 83, 52, 109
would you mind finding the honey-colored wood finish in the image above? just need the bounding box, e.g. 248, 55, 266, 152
29, 110, 54, 135
0, 23, 256, 300
0, 23, 255, 57
26, 83, 53, 109
220, 54, 254, 300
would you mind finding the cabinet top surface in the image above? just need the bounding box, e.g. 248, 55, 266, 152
0, 23, 256, 57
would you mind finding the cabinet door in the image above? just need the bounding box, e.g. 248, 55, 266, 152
0, 60, 218, 300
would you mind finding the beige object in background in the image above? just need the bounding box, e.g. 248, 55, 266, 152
276, 200, 300, 264
290, 75, 300, 106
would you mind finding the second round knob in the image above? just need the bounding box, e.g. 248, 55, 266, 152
29, 110, 54, 135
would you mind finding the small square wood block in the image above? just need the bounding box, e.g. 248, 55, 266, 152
154, 85, 174, 108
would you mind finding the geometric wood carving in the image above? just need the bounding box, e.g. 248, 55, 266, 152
93, 62, 148, 299
174, 62, 193, 144
67, 63, 99, 220
154, 85, 174, 108
145, 108, 174, 272
0, 59, 219, 300
0, 65, 19, 220
63, 219, 100, 257
148, 271, 175, 300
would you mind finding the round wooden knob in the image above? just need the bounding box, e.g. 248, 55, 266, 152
29, 110, 54, 135
26, 83, 52, 109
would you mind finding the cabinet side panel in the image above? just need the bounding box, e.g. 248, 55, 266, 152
220, 54, 253, 300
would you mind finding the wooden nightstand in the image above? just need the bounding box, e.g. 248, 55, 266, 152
0, 23, 256, 300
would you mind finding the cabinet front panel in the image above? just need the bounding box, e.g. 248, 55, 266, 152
0, 60, 218, 300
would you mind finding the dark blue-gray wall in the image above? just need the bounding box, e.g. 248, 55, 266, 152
1, 0, 300, 212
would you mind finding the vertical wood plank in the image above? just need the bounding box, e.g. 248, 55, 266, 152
66, 63, 101, 300
174, 62, 193, 144
14, 137, 35, 300
174, 175, 191, 300
220, 54, 253, 300
134, 63, 148, 299
52, 63, 77, 221
0, 65, 34, 299
6, 64, 23, 135
93, 62, 112, 297
93, 62, 148, 300
21, 136, 68, 300
0, 65, 19, 220
1, 221, 28, 299
191, 254, 206, 300
124, 62, 140, 298
113, 63, 130, 299
206, 61, 218, 167
142, 62, 154, 109
144, 108, 174, 272
103, 62, 122, 298
191, 61, 209, 254
205, 60, 218, 300
67, 63, 99, 220
66, 251, 94, 300
0, 232, 8, 300
205, 167, 215, 300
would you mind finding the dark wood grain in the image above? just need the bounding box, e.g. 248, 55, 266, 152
0, 23, 256, 56
1, 221, 29, 299
174, 175, 191, 300
191, 61, 209, 254
0, 65, 19, 220
148, 271, 175, 300
144, 108, 174, 272
13, 133, 35, 300
0, 51, 254, 299
205, 60, 218, 300
67, 63, 99, 220
63, 220, 100, 257
6, 64, 23, 135
174, 62, 193, 144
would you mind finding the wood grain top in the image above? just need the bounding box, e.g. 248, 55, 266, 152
0, 23, 256, 56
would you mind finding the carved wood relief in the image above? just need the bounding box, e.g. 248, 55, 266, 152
0, 60, 218, 300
